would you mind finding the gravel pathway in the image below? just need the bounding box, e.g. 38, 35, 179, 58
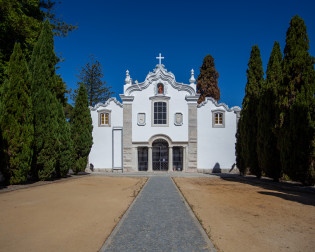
100, 176, 216, 252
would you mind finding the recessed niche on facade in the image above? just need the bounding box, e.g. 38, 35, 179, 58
174, 113, 183, 126
137, 113, 146, 126
154, 82, 168, 96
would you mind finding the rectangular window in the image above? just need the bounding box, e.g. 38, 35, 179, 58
212, 110, 225, 128
100, 113, 109, 125
154, 102, 167, 125
105, 113, 109, 124
98, 110, 111, 127
215, 113, 223, 125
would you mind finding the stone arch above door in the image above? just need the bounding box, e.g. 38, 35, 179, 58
148, 134, 173, 147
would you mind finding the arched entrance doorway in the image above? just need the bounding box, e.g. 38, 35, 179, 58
152, 139, 168, 171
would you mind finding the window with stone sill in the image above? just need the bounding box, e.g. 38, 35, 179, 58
212, 110, 225, 128
98, 110, 111, 127
154, 101, 167, 125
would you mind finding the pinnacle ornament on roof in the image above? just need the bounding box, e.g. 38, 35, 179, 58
189, 69, 196, 84
125, 70, 132, 85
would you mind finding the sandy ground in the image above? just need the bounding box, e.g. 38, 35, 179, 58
0, 176, 147, 252
174, 177, 315, 252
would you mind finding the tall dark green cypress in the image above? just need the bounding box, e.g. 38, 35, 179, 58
196, 55, 220, 104
257, 41, 283, 181
240, 45, 264, 178
56, 104, 73, 178
235, 117, 246, 175
279, 15, 315, 185
29, 19, 71, 180
71, 84, 93, 174
0, 43, 33, 184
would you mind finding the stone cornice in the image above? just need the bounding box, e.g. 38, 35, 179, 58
197, 97, 241, 112
119, 95, 135, 102
185, 95, 199, 102
90, 97, 123, 111
149, 96, 171, 100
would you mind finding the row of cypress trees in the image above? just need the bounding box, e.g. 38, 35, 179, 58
0, 20, 93, 184
236, 15, 315, 185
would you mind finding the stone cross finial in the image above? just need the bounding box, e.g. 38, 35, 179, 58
156, 53, 164, 65
189, 69, 196, 84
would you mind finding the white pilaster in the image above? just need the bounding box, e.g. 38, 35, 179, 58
168, 147, 173, 172
183, 146, 186, 172
148, 147, 152, 172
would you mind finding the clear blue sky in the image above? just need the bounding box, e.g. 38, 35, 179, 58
54, 0, 315, 107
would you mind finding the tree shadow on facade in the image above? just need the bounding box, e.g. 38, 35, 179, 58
212, 162, 221, 173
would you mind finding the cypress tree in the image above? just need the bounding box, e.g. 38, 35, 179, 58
235, 117, 246, 175
0, 43, 33, 184
71, 84, 93, 174
56, 103, 73, 177
257, 41, 283, 181
240, 45, 264, 178
196, 55, 220, 103
29, 19, 71, 180
279, 15, 315, 185
0, 88, 8, 183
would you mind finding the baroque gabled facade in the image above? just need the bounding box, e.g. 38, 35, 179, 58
89, 55, 241, 173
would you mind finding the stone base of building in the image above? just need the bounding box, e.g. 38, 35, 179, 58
87, 167, 239, 174
197, 168, 240, 174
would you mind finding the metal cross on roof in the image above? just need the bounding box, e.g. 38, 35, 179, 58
156, 53, 164, 65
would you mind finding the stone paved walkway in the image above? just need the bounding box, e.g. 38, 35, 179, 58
100, 176, 216, 252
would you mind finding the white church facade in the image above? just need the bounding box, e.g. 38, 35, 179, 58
89, 54, 241, 173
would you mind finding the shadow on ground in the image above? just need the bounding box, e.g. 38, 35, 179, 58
0, 172, 90, 193
210, 173, 315, 207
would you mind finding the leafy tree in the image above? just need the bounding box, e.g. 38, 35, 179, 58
0, 0, 76, 84
279, 15, 315, 185
71, 84, 93, 174
75, 55, 114, 107
29, 19, 71, 180
240, 45, 264, 178
257, 41, 283, 181
196, 55, 220, 103
0, 43, 33, 184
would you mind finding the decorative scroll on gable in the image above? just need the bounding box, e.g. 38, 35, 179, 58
124, 64, 196, 96
197, 97, 241, 112
90, 97, 123, 111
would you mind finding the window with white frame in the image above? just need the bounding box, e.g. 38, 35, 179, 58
212, 110, 225, 128
98, 110, 111, 127
151, 101, 168, 126
150, 96, 170, 127
154, 101, 167, 125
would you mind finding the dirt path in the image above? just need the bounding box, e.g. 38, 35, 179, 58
0, 176, 147, 252
174, 177, 315, 252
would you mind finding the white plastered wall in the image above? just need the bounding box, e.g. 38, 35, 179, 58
197, 98, 238, 171
89, 100, 123, 170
